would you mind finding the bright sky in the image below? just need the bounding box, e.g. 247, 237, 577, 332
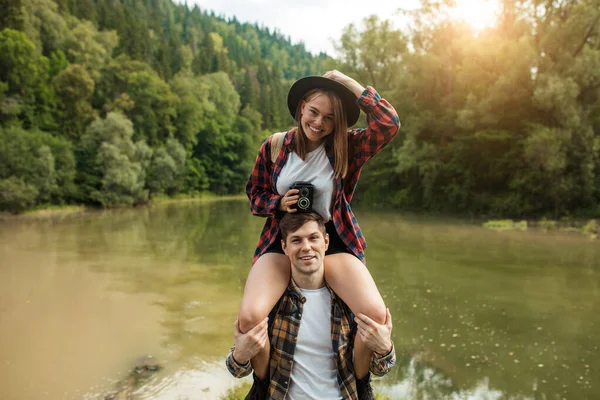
451, 0, 500, 32
184, 0, 500, 56
185, 0, 419, 56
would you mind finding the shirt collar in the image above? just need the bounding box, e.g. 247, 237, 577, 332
287, 278, 338, 302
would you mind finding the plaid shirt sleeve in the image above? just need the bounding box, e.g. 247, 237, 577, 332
245, 136, 282, 219
348, 86, 400, 169
370, 342, 397, 377
225, 347, 253, 378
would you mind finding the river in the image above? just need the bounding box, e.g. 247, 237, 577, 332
0, 199, 598, 399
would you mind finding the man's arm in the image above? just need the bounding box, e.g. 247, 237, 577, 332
355, 308, 396, 377
225, 347, 252, 378
225, 318, 269, 378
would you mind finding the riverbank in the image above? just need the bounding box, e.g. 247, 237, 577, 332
0, 204, 90, 221
0, 193, 247, 221
483, 218, 599, 239
150, 193, 246, 204
4, 199, 597, 241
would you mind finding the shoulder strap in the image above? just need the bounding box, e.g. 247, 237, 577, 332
270, 131, 286, 164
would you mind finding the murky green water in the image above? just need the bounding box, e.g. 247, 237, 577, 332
0, 200, 598, 399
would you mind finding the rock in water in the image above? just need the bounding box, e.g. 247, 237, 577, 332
104, 355, 163, 400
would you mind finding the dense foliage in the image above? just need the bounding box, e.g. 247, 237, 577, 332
343, 1, 600, 218
1, 0, 599, 218
0, 0, 330, 212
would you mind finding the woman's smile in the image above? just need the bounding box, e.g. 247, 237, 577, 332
300, 93, 334, 145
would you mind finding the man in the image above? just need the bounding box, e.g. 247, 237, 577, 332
226, 212, 395, 399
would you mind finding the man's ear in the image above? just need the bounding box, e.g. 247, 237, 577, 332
324, 233, 329, 251
281, 239, 288, 255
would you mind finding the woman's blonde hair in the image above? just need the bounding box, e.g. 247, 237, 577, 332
293, 89, 348, 179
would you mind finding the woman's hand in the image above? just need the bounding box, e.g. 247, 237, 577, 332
279, 189, 299, 213
355, 308, 394, 355
323, 70, 366, 98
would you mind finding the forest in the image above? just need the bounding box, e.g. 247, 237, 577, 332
1, 0, 599, 218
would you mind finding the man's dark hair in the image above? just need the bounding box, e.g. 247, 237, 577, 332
279, 212, 326, 243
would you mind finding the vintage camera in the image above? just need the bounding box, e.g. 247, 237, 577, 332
290, 181, 314, 213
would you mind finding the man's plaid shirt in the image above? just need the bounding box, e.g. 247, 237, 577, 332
246, 86, 400, 264
226, 280, 396, 400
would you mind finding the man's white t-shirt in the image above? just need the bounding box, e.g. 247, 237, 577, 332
287, 286, 343, 400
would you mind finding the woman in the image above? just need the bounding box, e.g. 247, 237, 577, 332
240, 70, 400, 378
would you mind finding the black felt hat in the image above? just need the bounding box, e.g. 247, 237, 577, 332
287, 76, 360, 127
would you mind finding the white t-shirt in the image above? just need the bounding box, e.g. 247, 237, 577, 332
275, 143, 335, 222
287, 287, 343, 400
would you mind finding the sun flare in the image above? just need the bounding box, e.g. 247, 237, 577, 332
450, 0, 500, 32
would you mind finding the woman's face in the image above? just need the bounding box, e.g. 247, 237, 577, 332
300, 93, 335, 147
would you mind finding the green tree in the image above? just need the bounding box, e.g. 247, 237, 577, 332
21, 0, 69, 55
0, 125, 76, 208
48, 49, 69, 77
0, 28, 40, 92
53, 64, 96, 138
238, 68, 259, 109
91, 142, 147, 207
63, 20, 118, 82
0, 176, 38, 213
147, 138, 186, 196
170, 71, 211, 149
80, 112, 148, 207
0, 28, 56, 129
336, 15, 408, 92
96, 55, 176, 145
194, 72, 248, 193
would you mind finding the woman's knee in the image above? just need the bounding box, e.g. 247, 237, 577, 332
324, 253, 386, 324
359, 299, 386, 325
238, 304, 268, 333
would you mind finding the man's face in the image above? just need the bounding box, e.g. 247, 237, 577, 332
282, 221, 329, 276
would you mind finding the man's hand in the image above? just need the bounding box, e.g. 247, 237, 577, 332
232, 317, 269, 365
355, 308, 393, 355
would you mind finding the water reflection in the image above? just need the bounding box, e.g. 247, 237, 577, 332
0, 200, 598, 399
363, 211, 599, 399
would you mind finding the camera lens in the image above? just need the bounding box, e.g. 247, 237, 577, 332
298, 197, 310, 210
299, 188, 309, 197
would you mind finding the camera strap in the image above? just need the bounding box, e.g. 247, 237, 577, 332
270, 131, 286, 164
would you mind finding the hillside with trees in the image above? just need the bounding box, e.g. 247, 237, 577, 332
0, 0, 330, 212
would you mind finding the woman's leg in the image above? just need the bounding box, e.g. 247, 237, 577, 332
324, 253, 386, 379
238, 253, 291, 333
238, 252, 290, 378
